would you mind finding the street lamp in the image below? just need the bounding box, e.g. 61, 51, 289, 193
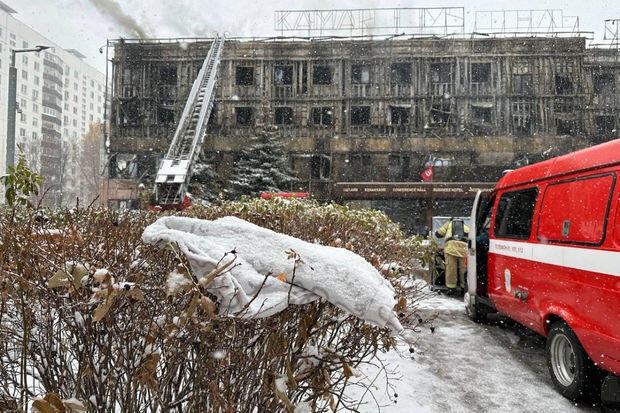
6, 45, 51, 173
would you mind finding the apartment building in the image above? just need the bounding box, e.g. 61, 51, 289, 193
0, 1, 106, 207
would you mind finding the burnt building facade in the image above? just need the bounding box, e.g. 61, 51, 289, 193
106, 35, 619, 231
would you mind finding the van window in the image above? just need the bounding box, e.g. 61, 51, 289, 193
538, 174, 615, 245
494, 188, 538, 239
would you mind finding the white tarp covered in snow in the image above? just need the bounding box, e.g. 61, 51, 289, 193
142, 216, 409, 338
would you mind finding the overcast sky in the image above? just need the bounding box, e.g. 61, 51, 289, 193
8, 0, 617, 73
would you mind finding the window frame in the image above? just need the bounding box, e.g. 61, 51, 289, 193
493, 187, 538, 240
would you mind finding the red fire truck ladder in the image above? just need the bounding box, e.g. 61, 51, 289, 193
154, 35, 224, 207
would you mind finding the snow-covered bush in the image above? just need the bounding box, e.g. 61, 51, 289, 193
0, 200, 430, 412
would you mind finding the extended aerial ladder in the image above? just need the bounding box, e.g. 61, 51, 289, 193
153, 35, 224, 208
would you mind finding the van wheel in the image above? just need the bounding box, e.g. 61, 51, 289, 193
464, 293, 487, 323
546, 321, 599, 401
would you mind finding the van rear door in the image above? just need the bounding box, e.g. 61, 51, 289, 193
467, 191, 483, 298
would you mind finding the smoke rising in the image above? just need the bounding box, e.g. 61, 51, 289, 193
88, 0, 148, 38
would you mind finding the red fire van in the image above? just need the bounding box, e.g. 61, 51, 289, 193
466, 139, 620, 404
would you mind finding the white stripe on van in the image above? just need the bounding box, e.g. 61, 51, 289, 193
489, 239, 620, 277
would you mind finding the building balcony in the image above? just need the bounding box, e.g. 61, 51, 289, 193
273, 85, 294, 99
389, 83, 412, 97
431, 82, 452, 96
470, 82, 494, 95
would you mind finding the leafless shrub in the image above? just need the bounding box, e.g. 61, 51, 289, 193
0, 200, 430, 412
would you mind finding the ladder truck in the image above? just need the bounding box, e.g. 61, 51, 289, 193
152, 35, 224, 210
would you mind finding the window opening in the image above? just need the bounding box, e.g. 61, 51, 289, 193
593, 72, 615, 94
390, 106, 410, 125
350, 106, 370, 125
274, 107, 293, 125
494, 187, 538, 239
313, 66, 332, 85
430, 63, 451, 83
352, 65, 370, 84
236, 66, 254, 85
430, 103, 451, 125
310, 154, 331, 180
511, 101, 532, 136
274, 65, 293, 85
472, 105, 492, 124
595, 116, 615, 136
157, 107, 174, 124
556, 119, 575, 135
311, 107, 332, 125
513, 74, 532, 94
235, 107, 253, 126
159, 65, 177, 84
555, 75, 573, 95
388, 154, 410, 181
391, 63, 411, 84
471, 63, 491, 83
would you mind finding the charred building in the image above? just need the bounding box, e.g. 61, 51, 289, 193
105, 33, 619, 232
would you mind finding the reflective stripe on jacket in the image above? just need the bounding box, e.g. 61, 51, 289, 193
436, 220, 470, 257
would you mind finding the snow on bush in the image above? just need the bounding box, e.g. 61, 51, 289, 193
0, 198, 430, 411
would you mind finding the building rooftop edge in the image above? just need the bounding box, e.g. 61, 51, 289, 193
0, 0, 16, 14
108, 32, 594, 46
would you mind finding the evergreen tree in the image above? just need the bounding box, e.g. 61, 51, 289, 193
189, 151, 222, 203
227, 126, 298, 199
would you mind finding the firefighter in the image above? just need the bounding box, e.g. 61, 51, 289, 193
435, 218, 470, 292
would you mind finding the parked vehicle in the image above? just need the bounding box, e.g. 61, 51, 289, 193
465, 139, 620, 405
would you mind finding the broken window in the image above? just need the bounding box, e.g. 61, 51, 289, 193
390, 106, 410, 125
157, 107, 174, 124
471, 105, 492, 124
595, 116, 615, 136
311, 107, 332, 125
121, 67, 141, 97
513, 74, 532, 94
430, 63, 451, 83
274, 65, 293, 85
430, 103, 451, 126
593, 72, 615, 94
313, 66, 332, 85
347, 153, 373, 180
391, 63, 411, 84
274, 107, 294, 125
388, 154, 410, 181
555, 75, 574, 95
119, 99, 140, 126
236, 66, 254, 85
310, 154, 331, 180
121, 68, 139, 85
159, 65, 177, 84
350, 106, 371, 125
352, 64, 370, 84
556, 118, 575, 135
471, 63, 491, 83
235, 107, 253, 126
511, 101, 532, 136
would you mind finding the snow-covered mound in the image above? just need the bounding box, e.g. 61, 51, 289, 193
143, 216, 409, 338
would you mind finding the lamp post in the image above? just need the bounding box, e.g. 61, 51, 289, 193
6, 45, 51, 173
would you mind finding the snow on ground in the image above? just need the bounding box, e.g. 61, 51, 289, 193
349, 286, 601, 413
